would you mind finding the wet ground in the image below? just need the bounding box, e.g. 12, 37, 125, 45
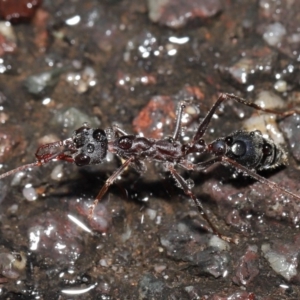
0, 0, 300, 299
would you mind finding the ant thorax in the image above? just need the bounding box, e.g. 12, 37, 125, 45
109, 135, 185, 162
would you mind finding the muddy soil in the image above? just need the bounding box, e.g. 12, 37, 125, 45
0, 0, 300, 299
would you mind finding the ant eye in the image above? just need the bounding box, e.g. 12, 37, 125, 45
231, 141, 246, 157
263, 143, 272, 156
74, 153, 91, 166
87, 143, 95, 153
119, 136, 133, 150
225, 136, 233, 145
93, 129, 106, 142
74, 137, 85, 148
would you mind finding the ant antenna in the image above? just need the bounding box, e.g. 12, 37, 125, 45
0, 161, 41, 180
0, 138, 74, 180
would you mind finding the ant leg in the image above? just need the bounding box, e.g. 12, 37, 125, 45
222, 156, 300, 202
191, 93, 300, 146
172, 103, 186, 141
225, 93, 300, 118
112, 125, 130, 136
179, 157, 222, 171
167, 163, 237, 244
192, 93, 230, 145
0, 162, 41, 179
88, 157, 134, 219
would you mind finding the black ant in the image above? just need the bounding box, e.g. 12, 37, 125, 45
0, 93, 299, 243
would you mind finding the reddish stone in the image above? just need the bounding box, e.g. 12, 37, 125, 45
148, 0, 222, 29
0, 33, 16, 56
184, 86, 205, 101
208, 292, 256, 300
32, 8, 49, 51
133, 95, 176, 139
232, 246, 259, 286
0, 0, 42, 23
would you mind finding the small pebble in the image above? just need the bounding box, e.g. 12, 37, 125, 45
274, 80, 287, 93
209, 235, 230, 251
146, 208, 157, 220
22, 185, 38, 201
99, 258, 109, 267
154, 264, 166, 273
50, 164, 64, 181
263, 22, 286, 47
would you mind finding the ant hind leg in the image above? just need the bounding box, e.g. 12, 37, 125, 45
167, 163, 237, 244
191, 92, 300, 147
222, 156, 300, 202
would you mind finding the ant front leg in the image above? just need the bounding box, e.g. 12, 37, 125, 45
167, 163, 237, 244
88, 157, 134, 219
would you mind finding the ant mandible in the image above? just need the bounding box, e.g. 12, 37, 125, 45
0, 93, 299, 243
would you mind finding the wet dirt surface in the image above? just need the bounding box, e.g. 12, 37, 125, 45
0, 0, 300, 299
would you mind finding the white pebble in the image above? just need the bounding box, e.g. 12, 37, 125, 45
243, 91, 285, 144
121, 225, 132, 242
22, 186, 38, 201
99, 259, 109, 267
7, 204, 18, 214
146, 208, 157, 220
50, 164, 64, 181
263, 22, 286, 46
243, 114, 285, 145
274, 80, 287, 93
254, 90, 284, 109
0, 21, 16, 43
209, 235, 230, 251
262, 243, 297, 281
154, 264, 166, 273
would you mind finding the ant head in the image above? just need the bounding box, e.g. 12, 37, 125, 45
71, 125, 108, 166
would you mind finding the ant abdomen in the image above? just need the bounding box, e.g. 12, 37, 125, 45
222, 130, 287, 171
